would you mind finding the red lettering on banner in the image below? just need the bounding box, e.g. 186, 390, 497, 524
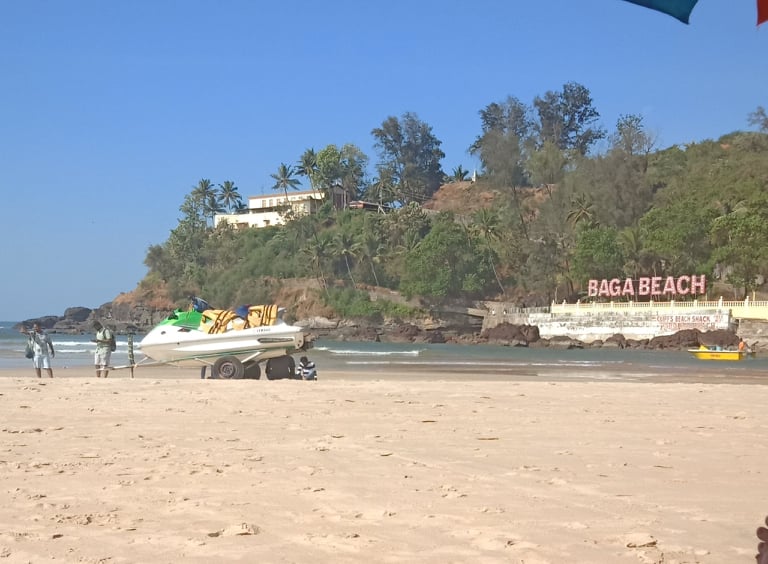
651, 276, 662, 296
584, 275, 707, 300
662, 276, 676, 296
609, 278, 621, 296
691, 275, 706, 295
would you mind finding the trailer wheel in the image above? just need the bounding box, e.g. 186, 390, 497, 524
244, 362, 261, 380
213, 356, 245, 379
265, 355, 295, 380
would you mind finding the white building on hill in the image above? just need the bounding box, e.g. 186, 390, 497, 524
215, 189, 325, 229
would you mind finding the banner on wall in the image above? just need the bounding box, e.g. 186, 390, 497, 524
587, 275, 706, 298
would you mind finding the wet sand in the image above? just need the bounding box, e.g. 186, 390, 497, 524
0, 366, 766, 562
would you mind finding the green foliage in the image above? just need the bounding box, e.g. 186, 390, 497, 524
372, 113, 445, 204
533, 82, 605, 156
400, 214, 492, 301
323, 287, 419, 320
710, 197, 768, 295
640, 199, 717, 275
141, 99, 768, 310
571, 227, 625, 285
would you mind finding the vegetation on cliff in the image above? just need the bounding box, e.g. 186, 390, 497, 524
131, 84, 768, 320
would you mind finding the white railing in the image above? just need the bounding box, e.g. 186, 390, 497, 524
550, 298, 768, 321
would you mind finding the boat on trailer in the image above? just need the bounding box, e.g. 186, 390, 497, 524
138, 304, 309, 379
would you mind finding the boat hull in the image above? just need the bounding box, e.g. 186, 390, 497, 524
139, 323, 306, 367
687, 349, 751, 361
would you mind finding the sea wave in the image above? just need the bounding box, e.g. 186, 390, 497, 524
318, 347, 424, 357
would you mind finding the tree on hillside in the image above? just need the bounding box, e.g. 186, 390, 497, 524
619, 224, 654, 280
571, 226, 625, 286
333, 231, 361, 285
748, 106, 768, 132
710, 202, 768, 296
533, 82, 605, 156
372, 113, 445, 205
470, 97, 536, 239
470, 208, 506, 296
528, 140, 567, 190
471, 96, 534, 177
191, 178, 217, 227
314, 144, 369, 208
400, 213, 491, 301
296, 148, 318, 191
218, 180, 242, 213
337, 144, 369, 206
301, 235, 331, 291
448, 165, 470, 182
589, 115, 655, 228
270, 163, 301, 214
566, 193, 599, 229
640, 200, 717, 275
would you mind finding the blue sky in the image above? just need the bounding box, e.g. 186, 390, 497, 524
1, 1, 765, 320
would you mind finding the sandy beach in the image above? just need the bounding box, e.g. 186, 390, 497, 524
0, 366, 766, 563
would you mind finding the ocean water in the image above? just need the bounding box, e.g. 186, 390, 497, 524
2, 321, 766, 379
310, 340, 768, 380
0, 321, 138, 370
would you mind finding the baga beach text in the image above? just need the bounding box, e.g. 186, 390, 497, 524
587, 275, 706, 298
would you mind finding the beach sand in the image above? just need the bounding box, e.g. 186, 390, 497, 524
0, 366, 766, 563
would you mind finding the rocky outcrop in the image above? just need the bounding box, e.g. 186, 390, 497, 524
481, 323, 540, 346
19, 301, 172, 336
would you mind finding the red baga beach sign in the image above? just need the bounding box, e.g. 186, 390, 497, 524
587, 275, 706, 298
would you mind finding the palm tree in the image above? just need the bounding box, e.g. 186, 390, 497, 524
301, 237, 330, 291
270, 163, 302, 215
333, 232, 361, 285
619, 224, 646, 281
296, 149, 318, 191
204, 193, 225, 227
218, 180, 243, 213
471, 208, 505, 296
567, 193, 599, 228
359, 231, 383, 286
191, 178, 217, 226
450, 165, 469, 182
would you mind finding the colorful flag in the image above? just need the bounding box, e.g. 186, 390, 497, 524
623, 0, 767, 26
621, 0, 700, 23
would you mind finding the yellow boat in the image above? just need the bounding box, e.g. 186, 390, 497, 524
687, 346, 754, 361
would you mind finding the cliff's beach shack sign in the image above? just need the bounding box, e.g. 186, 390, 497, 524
587, 275, 706, 299
532, 274, 731, 342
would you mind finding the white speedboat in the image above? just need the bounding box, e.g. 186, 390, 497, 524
139, 305, 308, 379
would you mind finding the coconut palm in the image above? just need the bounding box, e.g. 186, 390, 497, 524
471, 208, 505, 296
567, 193, 599, 228
218, 180, 243, 213
450, 165, 470, 182
270, 163, 302, 215
333, 232, 361, 285
191, 178, 217, 226
301, 237, 331, 291
296, 148, 318, 191
359, 230, 383, 287
204, 193, 225, 227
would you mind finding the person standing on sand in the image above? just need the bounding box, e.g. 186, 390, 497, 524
91, 320, 113, 378
20, 323, 55, 378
